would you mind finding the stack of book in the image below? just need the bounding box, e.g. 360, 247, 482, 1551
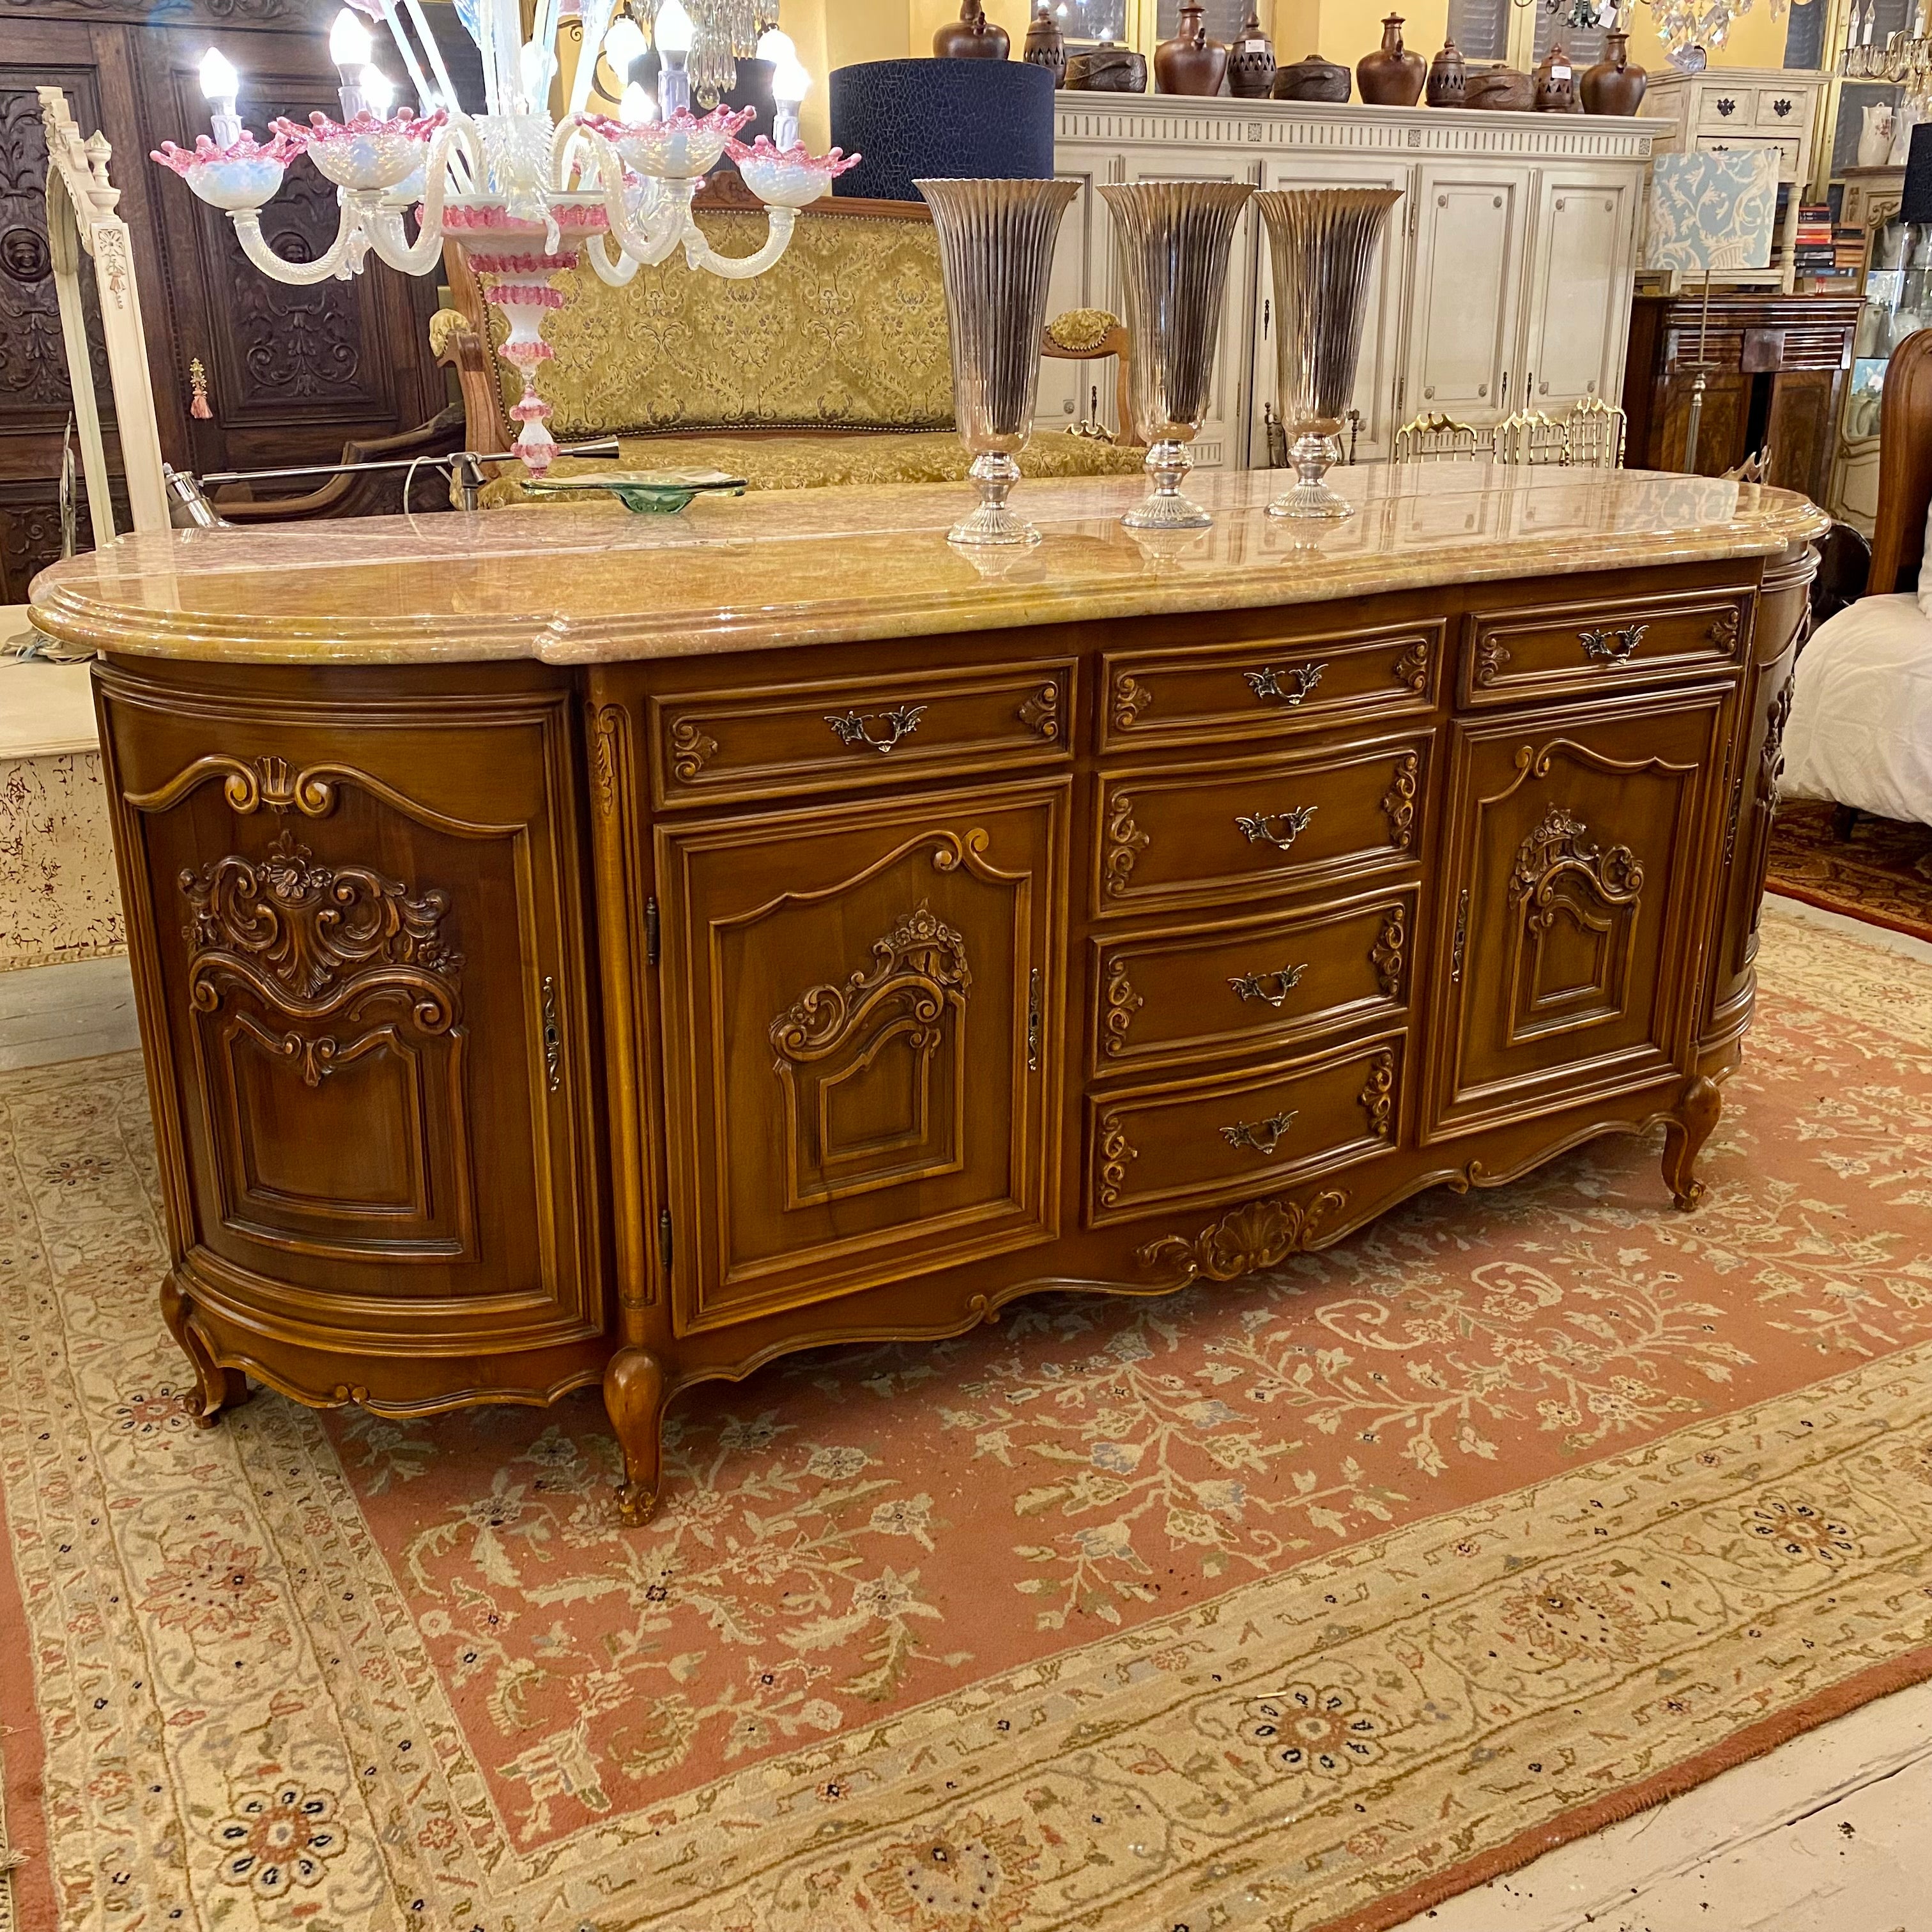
1791, 202, 1838, 277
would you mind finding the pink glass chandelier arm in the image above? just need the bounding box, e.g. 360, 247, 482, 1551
572, 126, 686, 265
366, 123, 478, 274
684, 203, 798, 279
229, 198, 359, 284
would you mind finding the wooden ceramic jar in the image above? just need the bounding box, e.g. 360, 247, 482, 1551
1425, 34, 1466, 105
1272, 51, 1350, 99
1022, 1, 1066, 82
1064, 39, 1147, 88
1154, 1, 1229, 94
1357, 14, 1425, 106
934, 0, 1009, 58
1228, 6, 1277, 96
1535, 42, 1580, 110
1580, 32, 1647, 113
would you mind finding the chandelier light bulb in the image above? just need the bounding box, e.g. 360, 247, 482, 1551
656, 0, 696, 56
755, 27, 797, 64
198, 47, 240, 105
603, 15, 648, 75
771, 52, 810, 103
328, 7, 374, 70
359, 64, 396, 114
620, 79, 657, 121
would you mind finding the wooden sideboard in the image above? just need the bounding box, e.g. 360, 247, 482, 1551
29, 468, 1823, 1522
1044, 100, 1655, 468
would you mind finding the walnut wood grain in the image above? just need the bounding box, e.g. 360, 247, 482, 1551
93, 542, 1815, 1525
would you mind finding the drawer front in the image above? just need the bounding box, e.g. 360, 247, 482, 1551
1101, 620, 1441, 753
1461, 588, 1749, 705
1088, 1034, 1402, 1226
1699, 133, 1800, 178
1698, 86, 1755, 127
1752, 85, 1807, 129
648, 659, 1073, 806
1094, 732, 1429, 916
1090, 884, 1414, 1078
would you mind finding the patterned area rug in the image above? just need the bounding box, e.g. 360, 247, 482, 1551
5, 903, 1932, 1932
1768, 797, 1932, 942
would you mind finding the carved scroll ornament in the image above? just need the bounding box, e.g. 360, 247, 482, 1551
1510, 804, 1644, 920
1136, 1188, 1347, 1284
770, 903, 970, 1063
180, 827, 463, 1084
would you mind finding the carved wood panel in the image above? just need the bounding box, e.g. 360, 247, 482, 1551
656, 781, 1066, 1334
1425, 688, 1730, 1139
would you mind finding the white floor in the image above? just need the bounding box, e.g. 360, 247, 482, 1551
8, 903, 1932, 1931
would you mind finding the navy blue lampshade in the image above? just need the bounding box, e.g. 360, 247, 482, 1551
829, 58, 1055, 202
1903, 121, 1932, 226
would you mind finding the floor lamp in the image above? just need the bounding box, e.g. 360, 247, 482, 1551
1640, 150, 1779, 475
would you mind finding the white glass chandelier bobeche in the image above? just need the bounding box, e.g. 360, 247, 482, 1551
151, 0, 855, 473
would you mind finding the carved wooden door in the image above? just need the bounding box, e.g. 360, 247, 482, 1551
656, 781, 1066, 1333
96, 668, 602, 1384
1424, 689, 1730, 1140
134, 24, 446, 482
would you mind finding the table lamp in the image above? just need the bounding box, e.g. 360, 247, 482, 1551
1641, 150, 1779, 471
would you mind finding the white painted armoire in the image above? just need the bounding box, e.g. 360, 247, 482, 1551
1041, 99, 1656, 471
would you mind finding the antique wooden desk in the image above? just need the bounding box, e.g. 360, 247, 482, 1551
29, 467, 1825, 1522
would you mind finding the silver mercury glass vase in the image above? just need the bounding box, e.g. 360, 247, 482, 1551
917, 176, 1080, 547
1099, 179, 1255, 530
1254, 186, 1403, 520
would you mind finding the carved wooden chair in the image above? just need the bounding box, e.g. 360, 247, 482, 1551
1392, 412, 1487, 463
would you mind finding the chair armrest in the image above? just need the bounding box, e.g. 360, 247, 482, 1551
1042, 308, 1132, 441
1809, 521, 1871, 633
432, 263, 515, 459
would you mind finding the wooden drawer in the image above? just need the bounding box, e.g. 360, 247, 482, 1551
1698, 86, 1756, 128
1094, 732, 1429, 916
1100, 619, 1440, 753
647, 659, 1073, 805
1089, 883, 1414, 1078
1088, 1034, 1402, 1226
1752, 85, 1807, 129
1700, 133, 1801, 180
1460, 586, 1750, 706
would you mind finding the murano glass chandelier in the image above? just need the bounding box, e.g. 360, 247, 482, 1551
150, 0, 856, 473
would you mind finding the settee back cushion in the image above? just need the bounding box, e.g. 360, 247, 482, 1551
486, 206, 956, 438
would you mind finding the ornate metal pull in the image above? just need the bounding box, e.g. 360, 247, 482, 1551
1026, 966, 1041, 1072
1229, 963, 1307, 1007
825, 702, 927, 753
1220, 1109, 1297, 1156
1245, 661, 1325, 706
541, 975, 562, 1092
1236, 804, 1317, 850
1451, 887, 1469, 985
1578, 622, 1647, 664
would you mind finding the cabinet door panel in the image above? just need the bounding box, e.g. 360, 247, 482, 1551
1521, 171, 1636, 413
1252, 154, 1409, 463
658, 781, 1065, 1331
99, 675, 599, 1354
1408, 169, 1524, 423
1111, 150, 1258, 468
1426, 689, 1729, 1137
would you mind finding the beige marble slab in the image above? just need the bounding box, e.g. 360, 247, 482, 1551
26, 465, 1830, 668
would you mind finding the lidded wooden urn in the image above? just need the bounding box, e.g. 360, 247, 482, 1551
1357, 14, 1425, 106
935, 0, 1010, 59
1154, 1, 1230, 94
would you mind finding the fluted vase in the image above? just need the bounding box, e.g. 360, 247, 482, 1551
1100, 179, 1255, 528
1254, 185, 1402, 519
917, 176, 1080, 546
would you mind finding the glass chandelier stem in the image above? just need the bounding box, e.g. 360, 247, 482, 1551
684, 203, 797, 277
232, 197, 360, 284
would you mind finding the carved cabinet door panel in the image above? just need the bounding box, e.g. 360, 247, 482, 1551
656, 780, 1066, 1333
1424, 687, 1731, 1140
97, 668, 602, 1373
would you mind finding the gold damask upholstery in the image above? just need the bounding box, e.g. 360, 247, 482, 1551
491, 209, 956, 438
475, 429, 1144, 509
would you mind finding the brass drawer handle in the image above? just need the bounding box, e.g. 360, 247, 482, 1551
1220, 1108, 1296, 1156
1245, 661, 1325, 706
825, 702, 927, 753
1229, 962, 1307, 1007
1236, 804, 1317, 850
1578, 622, 1647, 664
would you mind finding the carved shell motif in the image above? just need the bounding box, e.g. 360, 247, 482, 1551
1135, 1188, 1348, 1283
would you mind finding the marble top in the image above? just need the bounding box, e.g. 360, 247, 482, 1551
27, 465, 1829, 667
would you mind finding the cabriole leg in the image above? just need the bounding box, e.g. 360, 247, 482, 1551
158, 1273, 249, 1426
604, 1346, 668, 1525
1661, 1075, 1722, 1211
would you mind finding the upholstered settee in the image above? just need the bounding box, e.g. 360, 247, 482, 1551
436, 180, 1143, 507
